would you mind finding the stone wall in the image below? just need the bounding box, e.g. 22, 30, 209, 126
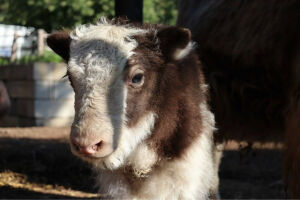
0, 62, 74, 127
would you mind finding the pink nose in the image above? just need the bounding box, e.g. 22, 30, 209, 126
71, 139, 103, 155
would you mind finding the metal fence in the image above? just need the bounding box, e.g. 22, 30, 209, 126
0, 24, 37, 59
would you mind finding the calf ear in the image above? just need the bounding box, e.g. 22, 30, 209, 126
157, 26, 193, 61
46, 32, 71, 61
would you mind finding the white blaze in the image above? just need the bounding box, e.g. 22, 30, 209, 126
68, 19, 154, 168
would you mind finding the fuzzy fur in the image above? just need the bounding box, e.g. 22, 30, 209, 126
95, 102, 217, 199
47, 18, 218, 199
177, 0, 300, 197
68, 18, 149, 163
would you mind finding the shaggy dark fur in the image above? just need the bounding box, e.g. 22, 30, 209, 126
125, 26, 207, 158
177, 0, 300, 197
47, 32, 71, 61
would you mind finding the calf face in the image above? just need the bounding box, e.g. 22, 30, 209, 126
47, 18, 194, 169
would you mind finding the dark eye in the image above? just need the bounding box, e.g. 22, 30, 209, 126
129, 68, 145, 88
131, 73, 144, 84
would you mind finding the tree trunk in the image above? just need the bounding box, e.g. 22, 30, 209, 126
10, 33, 18, 62
115, 0, 143, 22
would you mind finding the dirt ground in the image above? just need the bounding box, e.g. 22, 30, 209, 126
0, 127, 288, 199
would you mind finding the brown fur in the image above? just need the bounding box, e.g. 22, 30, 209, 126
125, 27, 208, 159
177, 0, 300, 197
182, 0, 299, 142
47, 24, 210, 160
47, 22, 218, 198
148, 54, 206, 158
285, 102, 300, 198
46, 31, 71, 61
156, 27, 191, 61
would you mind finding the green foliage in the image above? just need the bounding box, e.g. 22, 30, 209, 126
0, 0, 114, 32
0, 0, 178, 31
0, 51, 62, 66
17, 51, 63, 63
144, 0, 178, 25
0, 58, 9, 66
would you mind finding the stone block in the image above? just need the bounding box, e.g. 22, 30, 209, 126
33, 62, 67, 80
35, 117, 73, 127
34, 80, 53, 99
16, 99, 34, 117
0, 66, 10, 80
9, 64, 33, 80
5, 80, 55, 99
18, 117, 36, 127
0, 115, 19, 127
0, 64, 33, 81
53, 79, 74, 99
0, 62, 75, 127
6, 81, 34, 98
34, 99, 75, 118
9, 98, 17, 115
1, 62, 67, 81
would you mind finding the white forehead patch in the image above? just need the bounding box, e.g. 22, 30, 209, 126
68, 18, 147, 87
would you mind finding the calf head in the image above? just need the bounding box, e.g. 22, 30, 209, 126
47, 18, 195, 169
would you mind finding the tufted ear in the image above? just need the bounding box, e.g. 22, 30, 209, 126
157, 26, 193, 61
46, 31, 71, 61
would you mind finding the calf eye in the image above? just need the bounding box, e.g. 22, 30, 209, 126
129, 69, 144, 87
132, 74, 143, 84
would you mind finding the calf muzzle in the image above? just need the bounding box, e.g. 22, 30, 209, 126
72, 139, 103, 156
70, 135, 114, 158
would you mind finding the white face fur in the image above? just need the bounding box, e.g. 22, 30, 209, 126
68, 19, 156, 169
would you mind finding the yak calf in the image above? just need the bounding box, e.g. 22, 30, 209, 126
47, 18, 220, 199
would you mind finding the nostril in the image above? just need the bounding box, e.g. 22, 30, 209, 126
89, 140, 103, 152
71, 139, 104, 155
96, 140, 103, 149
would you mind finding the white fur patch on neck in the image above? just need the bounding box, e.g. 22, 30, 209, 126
95, 112, 157, 170
174, 41, 196, 60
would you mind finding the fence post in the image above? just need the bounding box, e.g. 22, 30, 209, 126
10, 33, 18, 62
37, 29, 46, 56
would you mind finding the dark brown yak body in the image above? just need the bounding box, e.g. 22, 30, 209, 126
177, 0, 300, 197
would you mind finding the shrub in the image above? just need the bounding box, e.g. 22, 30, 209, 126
0, 51, 62, 66
0, 0, 178, 32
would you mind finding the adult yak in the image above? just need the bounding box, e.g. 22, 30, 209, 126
177, 0, 300, 198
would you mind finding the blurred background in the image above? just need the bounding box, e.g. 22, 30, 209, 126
0, 0, 177, 63
0, 0, 285, 199
0, 0, 178, 127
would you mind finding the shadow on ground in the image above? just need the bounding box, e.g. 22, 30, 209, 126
0, 137, 98, 199
0, 186, 92, 199
220, 149, 287, 199
0, 129, 287, 199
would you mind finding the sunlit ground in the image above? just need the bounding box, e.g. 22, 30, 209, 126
0, 128, 286, 199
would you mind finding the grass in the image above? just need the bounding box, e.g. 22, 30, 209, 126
0, 51, 62, 66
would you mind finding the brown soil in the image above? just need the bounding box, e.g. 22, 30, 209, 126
0, 127, 287, 199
